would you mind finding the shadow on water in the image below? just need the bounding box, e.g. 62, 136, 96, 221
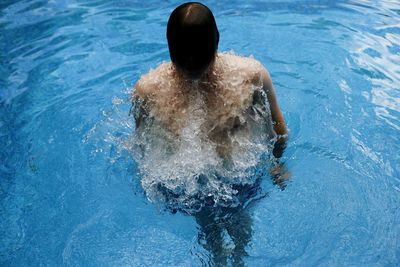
194, 205, 253, 267
193, 168, 289, 266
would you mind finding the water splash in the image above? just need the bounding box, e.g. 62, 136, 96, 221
83, 54, 280, 214
126, 53, 278, 213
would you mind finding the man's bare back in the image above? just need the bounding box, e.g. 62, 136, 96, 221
133, 52, 287, 158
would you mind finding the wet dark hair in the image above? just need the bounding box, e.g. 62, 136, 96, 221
167, 2, 219, 78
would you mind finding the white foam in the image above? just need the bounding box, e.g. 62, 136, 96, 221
129, 53, 277, 212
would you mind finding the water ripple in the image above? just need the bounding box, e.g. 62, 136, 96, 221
1, 0, 400, 266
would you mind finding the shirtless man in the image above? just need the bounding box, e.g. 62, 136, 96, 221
132, 2, 287, 161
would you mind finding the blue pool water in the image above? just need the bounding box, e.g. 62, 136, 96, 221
1, 0, 400, 265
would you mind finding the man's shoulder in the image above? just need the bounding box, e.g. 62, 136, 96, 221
218, 52, 263, 69
134, 62, 173, 98
217, 52, 266, 84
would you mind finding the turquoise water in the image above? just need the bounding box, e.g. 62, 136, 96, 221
1, 0, 400, 266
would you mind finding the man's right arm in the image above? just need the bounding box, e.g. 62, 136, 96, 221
260, 68, 291, 188
261, 68, 288, 158
261, 68, 287, 137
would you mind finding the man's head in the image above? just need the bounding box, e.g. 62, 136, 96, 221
167, 2, 219, 79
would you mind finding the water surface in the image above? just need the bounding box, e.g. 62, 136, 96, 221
1, 0, 399, 266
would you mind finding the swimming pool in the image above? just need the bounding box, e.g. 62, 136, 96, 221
1, 0, 399, 265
